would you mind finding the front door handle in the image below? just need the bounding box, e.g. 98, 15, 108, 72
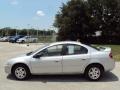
82, 59, 86, 60
54, 61, 60, 62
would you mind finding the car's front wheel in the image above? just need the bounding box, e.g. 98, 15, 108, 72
85, 65, 104, 81
21, 40, 25, 43
12, 64, 30, 80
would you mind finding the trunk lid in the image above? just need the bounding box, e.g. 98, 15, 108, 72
98, 47, 111, 52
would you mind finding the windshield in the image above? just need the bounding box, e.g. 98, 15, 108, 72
26, 44, 49, 56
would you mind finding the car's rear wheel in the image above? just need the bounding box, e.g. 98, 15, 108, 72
85, 65, 103, 81
12, 64, 30, 80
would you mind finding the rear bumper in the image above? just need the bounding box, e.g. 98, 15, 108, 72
104, 59, 115, 72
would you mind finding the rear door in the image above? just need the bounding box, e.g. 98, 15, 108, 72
62, 44, 90, 73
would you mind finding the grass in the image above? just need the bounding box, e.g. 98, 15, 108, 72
94, 45, 120, 62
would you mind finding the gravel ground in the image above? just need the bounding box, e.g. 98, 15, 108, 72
0, 42, 120, 90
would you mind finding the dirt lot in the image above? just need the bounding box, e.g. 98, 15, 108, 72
0, 42, 120, 90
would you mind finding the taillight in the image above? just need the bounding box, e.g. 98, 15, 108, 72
109, 52, 113, 58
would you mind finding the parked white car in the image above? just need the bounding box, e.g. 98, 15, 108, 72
0, 36, 15, 42
0, 36, 9, 42
16, 36, 38, 43
5, 41, 115, 81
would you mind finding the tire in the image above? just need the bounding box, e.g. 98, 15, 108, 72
85, 65, 104, 81
33, 40, 36, 43
22, 40, 25, 43
12, 64, 30, 80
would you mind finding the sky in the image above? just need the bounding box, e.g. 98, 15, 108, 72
0, 0, 68, 29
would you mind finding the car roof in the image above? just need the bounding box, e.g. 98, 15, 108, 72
48, 41, 98, 52
49, 41, 82, 46
32, 41, 98, 56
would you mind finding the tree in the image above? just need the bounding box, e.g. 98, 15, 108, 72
88, 0, 120, 43
18, 29, 27, 35
54, 0, 92, 42
0, 27, 55, 37
54, 0, 120, 44
88, 0, 119, 34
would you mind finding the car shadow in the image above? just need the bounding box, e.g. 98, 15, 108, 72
7, 72, 119, 83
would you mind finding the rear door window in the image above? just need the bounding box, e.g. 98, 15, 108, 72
65, 44, 88, 55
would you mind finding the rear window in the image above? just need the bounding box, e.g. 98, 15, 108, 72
88, 45, 100, 51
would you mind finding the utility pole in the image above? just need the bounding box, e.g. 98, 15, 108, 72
2, 29, 3, 37
37, 27, 39, 38
44, 29, 46, 42
27, 24, 30, 46
7, 28, 9, 36
27, 24, 30, 36
50, 26, 56, 42
16, 26, 18, 36
35, 26, 39, 38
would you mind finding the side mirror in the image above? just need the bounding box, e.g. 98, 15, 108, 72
33, 53, 43, 58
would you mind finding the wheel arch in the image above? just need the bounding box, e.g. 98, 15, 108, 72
84, 63, 104, 74
11, 63, 31, 74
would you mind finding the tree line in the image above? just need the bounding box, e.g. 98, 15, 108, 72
54, 0, 120, 44
0, 27, 55, 37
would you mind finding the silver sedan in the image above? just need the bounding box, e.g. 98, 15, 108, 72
5, 41, 115, 81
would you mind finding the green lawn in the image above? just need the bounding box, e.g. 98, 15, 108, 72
94, 45, 120, 61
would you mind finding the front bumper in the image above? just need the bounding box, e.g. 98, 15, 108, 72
5, 65, 11, 74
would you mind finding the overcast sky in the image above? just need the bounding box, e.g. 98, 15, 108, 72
0, 0, 67, 29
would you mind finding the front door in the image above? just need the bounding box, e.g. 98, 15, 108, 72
31, 45, 63, 74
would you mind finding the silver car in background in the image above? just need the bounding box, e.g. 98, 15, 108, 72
16, 36, 38, 43
0, 36, 13, 42
5, 41, 115, 81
